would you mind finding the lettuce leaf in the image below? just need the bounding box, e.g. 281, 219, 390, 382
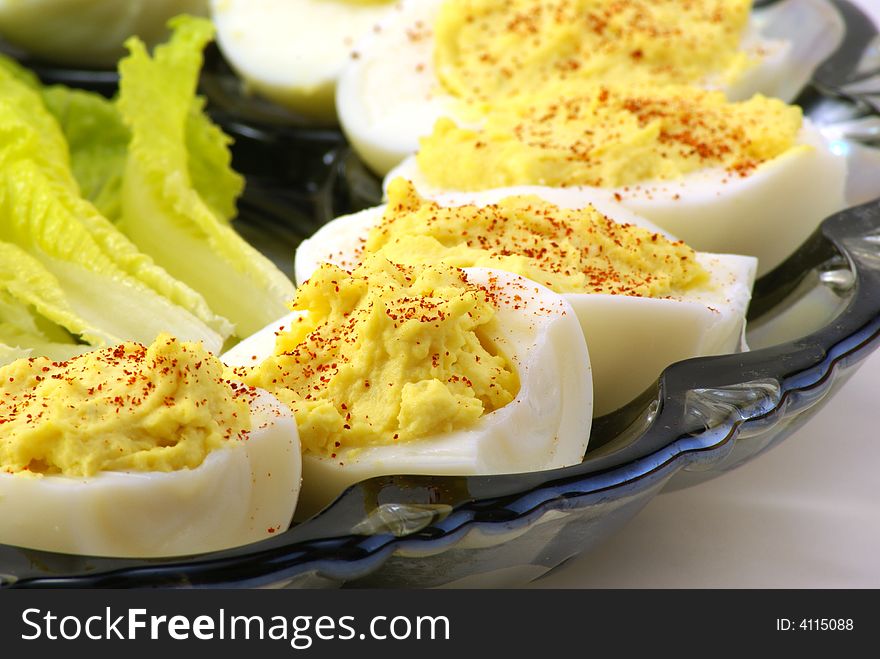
40, 85, 129, 222
0, 244, 102, 366
0, 241, 112, 347
0, 63, 76, 189
185, 94, 244, 223
0, 284, 85, 361
41, 85, 244, 226
0, 95, 226, 353
0, 54, 40, 90
117, 15, 295, 338
0, 64, 234, 344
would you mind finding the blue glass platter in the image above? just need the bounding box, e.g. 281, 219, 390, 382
1, 0, 879, 588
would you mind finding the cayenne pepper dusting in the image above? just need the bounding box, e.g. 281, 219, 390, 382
361, 179, 709, 298
233, 255, 519, 456
416, 83, 801, 190
0, 334, 253, 477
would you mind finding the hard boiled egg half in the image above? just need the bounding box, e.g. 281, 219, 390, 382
0, 0, 209, 67
295, 181, 757, 416
337, 0, 843, 174
223, 256, 592, 519
0, 335, 301, 558
211, 0, 400, 122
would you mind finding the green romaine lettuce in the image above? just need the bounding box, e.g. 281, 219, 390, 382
40, 85, 129, 222
0, 241, 112, 346
0, 282, 88, 364
117, 15, 295, 338
185, 94, 244, 223
0, 54, 40, 90
0, 244, 106, 365
0, 16, 289, 357
0, 62, 234, 344
41, 83, 245, 227
0, 97, 226, 352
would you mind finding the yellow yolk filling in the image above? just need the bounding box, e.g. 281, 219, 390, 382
0, 334, 252, 477
363, 179, 709, 296
237, 255, 519, 456
417, 83, 802, 190
434, 0, 754, 105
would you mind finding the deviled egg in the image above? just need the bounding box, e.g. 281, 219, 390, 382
223, 254, 592, 518
337, 0, 843, 174
295, 180, 757, 416
389, 84, 847, 276
0, 334, 301, 557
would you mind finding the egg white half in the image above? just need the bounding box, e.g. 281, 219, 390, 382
336, 0, 844, 175
211, 0, 400, 122
0, 388, 301, 558
223, 268, 593, 519
294, 194, 756, 415
728, 0, 844, 104
389, 119, 847, 277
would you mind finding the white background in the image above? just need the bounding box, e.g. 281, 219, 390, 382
531, 0, 880, 588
